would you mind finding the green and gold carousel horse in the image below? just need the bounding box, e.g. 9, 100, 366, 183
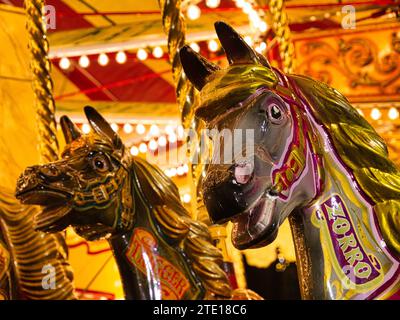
179, 21, 400, 300
15, 106, 233, 300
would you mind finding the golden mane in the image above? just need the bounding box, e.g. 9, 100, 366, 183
130, 156, 232, 298
291, 74, 400, 257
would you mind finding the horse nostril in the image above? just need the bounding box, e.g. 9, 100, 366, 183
234, 162, 254, 185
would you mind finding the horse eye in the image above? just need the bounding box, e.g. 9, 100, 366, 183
91, 155, 109, 172
270, 104, 282, 120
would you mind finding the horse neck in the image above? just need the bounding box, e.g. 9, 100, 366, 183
108, 184, 205, 300
290, 131, 400, 299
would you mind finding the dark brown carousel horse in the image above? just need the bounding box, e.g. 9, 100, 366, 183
15, 106, 233, 300
179, 21, 400, 299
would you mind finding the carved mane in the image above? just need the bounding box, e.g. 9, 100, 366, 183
130, 156, 232, 298
291, 74, 400, 257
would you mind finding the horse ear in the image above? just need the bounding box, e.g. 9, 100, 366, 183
179, 45, 220, 91
214, 21, 271, 68
84, 106, 123, 149
60, 115, 81, 144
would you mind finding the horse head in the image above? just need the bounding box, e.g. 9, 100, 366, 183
180, 21, 325, 250
15, 106, 134, 241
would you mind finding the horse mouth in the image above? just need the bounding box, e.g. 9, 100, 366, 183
15, 187, 73, 233
231, 193, 278, 250
16, 187, 71, 206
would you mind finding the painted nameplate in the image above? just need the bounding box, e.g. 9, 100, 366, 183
315, 194, 383, 291
125, 228, 190, 299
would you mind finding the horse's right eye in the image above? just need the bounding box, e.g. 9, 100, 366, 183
91, 154, 109, 173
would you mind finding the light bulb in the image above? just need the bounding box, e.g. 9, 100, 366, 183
182, 193, 191, 203
177, 125, 184, 139
130, 146, 139, 156
244, 36, 253, 46
136, 124, 146, 135
139, 143, 147, 153
370, 108, 381, 120
79, 55, 90, 68
183, 164, 189, 173
98, 53, 109, 66
259, 21, 268, 32
150, 124, 160, 136
148, 139, 158, 151
137, 49, 148, 61
168, 133, 177, 143
187, 4, 201, 20
152, 46, 164, 58
169, 168, 177, 177
116, 51, 127, 64
165, 125, 175, 135
177, 166, 185, 176
388, 107, 399, 120
59, 57, 71, 70
81, 123, 91, 134
111, 123, 119, 132
123, 123, 133, 134
189, 42, 200, 53
158, 136, 167, 147
206, 0, 220, 8
259, 42, 267, 51
208, 39, 219, 52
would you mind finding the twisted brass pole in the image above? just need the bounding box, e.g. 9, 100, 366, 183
269, 0, 295, 73
158, 0, 196, 129
25, 0, 59, 162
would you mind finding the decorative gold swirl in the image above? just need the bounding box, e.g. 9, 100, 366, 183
269, 0, 295, 73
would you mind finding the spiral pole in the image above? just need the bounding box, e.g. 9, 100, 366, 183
269, 0, 295, 73
24, 0, 59, 162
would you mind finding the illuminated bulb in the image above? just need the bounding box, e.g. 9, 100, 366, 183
111, 123, 119, 132
244, 36, 253, 46
81, 123, 91, 134
183, 164, 189, 173
206, 0, 220, 8
176, 166, 185, 176
242, 2, 252, 14
189, 42, 200, 53
79, 55, 90, 68
259, 42, 267, 52
136, 123, 146, 135
235, 0, 245, 8
310, 16, 317, 21
152, 46, 164, 58
177, 125, 184, 139
208, 39, 219, 52
123, 123, 133, 134
139, 143, 147, 153
98, 53, 109, 66
150, 124, 160, 136
259, 21, 268, 32
182, 193, 191, 203
165, 125, 175, 135
137, 49, 148, 61
255, 46, 262, 53
158, 136, 167, 147
187, 4, 201, 20
169, 168, 177, 177
130, 146, 139, 156
168, 133, 177, 143
388, 107, 399, 120
252, 19, 261, 30
370, 108, 381, 120
116, 51, 127, 64
59, 57, 71, 70
148, 139, 158, 151
164, 169, 172, 177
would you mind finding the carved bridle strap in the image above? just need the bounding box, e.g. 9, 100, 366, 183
269, 69, 317, 197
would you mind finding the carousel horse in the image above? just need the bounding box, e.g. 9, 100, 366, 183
179, 21, 400, 300
15, 106, 233, 300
